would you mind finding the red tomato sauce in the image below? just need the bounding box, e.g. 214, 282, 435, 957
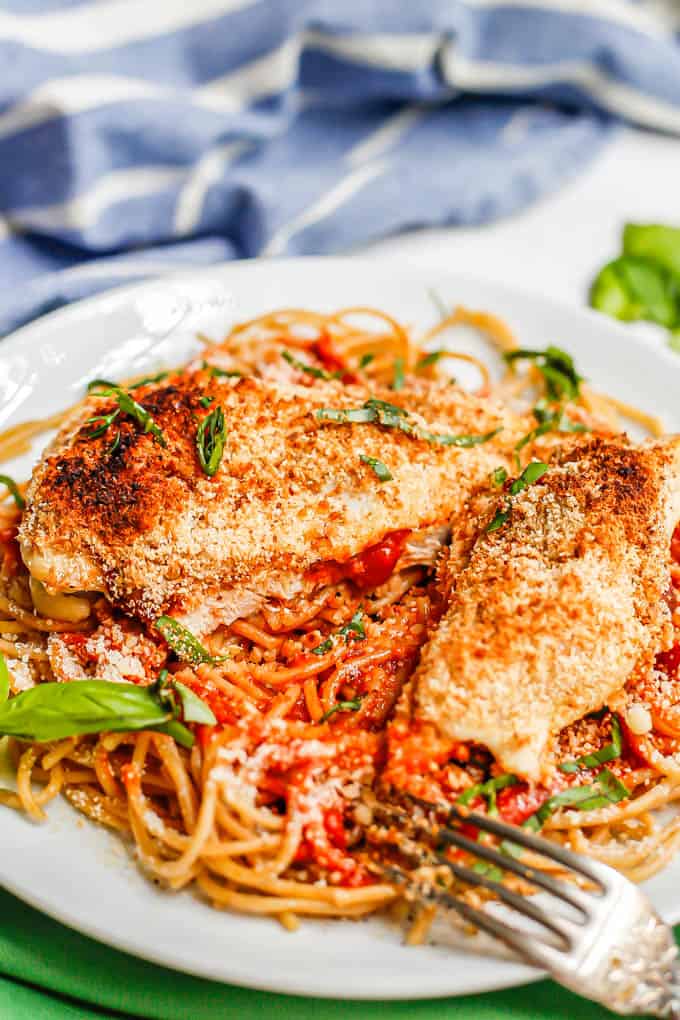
308, 530, 410, 591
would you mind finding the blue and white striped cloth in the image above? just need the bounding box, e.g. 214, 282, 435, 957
1, 0, 680, 336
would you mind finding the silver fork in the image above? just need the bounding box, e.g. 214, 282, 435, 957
368, 797, 680, 1017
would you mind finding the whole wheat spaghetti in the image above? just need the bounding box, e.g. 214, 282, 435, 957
0, 301, 675, 937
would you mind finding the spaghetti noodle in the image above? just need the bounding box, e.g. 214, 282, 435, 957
0, 301, 676, 935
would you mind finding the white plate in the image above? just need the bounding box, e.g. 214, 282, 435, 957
0, 257, 679, 1001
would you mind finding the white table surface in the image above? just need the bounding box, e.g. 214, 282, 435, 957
362, 126, 680, 309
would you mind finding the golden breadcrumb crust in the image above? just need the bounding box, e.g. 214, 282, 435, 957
20, 370, 528, 621
412, 436, 680, 780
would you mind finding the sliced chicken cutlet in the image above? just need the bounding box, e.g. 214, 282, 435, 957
409, 436, 680, 781
20, 370, 527, 629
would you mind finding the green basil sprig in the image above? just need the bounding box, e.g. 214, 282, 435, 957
155, 616, 227, 666
196, 405, 226, 477
0, 653, 216, 747
0, 474, 25, 510
590, 224, 680, 349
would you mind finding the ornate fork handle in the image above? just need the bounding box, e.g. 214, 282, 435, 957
584, 907, 680, 1017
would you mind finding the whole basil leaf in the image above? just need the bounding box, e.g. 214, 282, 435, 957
0, 653, 9, 705
0, 680, 180, 743
590, 255, 679, 328
623, 223, 680, 277
173, 681, 217, 725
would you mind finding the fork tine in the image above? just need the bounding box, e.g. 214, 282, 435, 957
437, 854, 575, 944
436, 826, 592, 915
375, 796, 597, 912
382, 859, 567, 972
455, 809, 608, 886
435, 890, 568, 973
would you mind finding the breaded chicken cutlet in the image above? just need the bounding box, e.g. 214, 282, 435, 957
19, 369, 530, 631
408, 436, 680, 780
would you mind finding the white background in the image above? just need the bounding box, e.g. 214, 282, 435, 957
364, 127, 680, 309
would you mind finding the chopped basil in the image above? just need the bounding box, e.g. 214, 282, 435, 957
419, 428, 501, 448
515, 402, 588, 460
499, 839, 524, 860
311, 637, 334, 656
311, 610, 366, 655
316, 406, 377, 425
504, 346, 583, 402
89, 385, 166, 447
0, 474, 25, 510
457, 773, 518, 813
485, 462, 548, 532
129, 371, 169, 389
282, 350, 341, 381
509, 460, 549, 496
316, 399, 501, 448
559, 717, 623, 774
85, 407, 120, 439
486, 508, 510, 533
107, 431, 121, 456
365, 397, 408, 417
87, 378, 117, 392
472, 860, 504, 882
201, 361, 242, 378
524, 767, 630, 831
417, 350, 444, 370
392, 356, 405, 391
339, 609, 365, 641
155, 616, 227, 666
359, 455, 392, 482
196, 405, 226, 477
358, 353, 375, 370
319, 697, 363, 723
490, 466, 508, 488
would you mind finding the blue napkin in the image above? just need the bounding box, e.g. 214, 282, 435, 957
0, 0, 679, 333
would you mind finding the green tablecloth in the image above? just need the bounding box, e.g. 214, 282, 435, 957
0, 886, 662, 1019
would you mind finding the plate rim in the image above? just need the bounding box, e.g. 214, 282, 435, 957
5, 253, 680, 378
